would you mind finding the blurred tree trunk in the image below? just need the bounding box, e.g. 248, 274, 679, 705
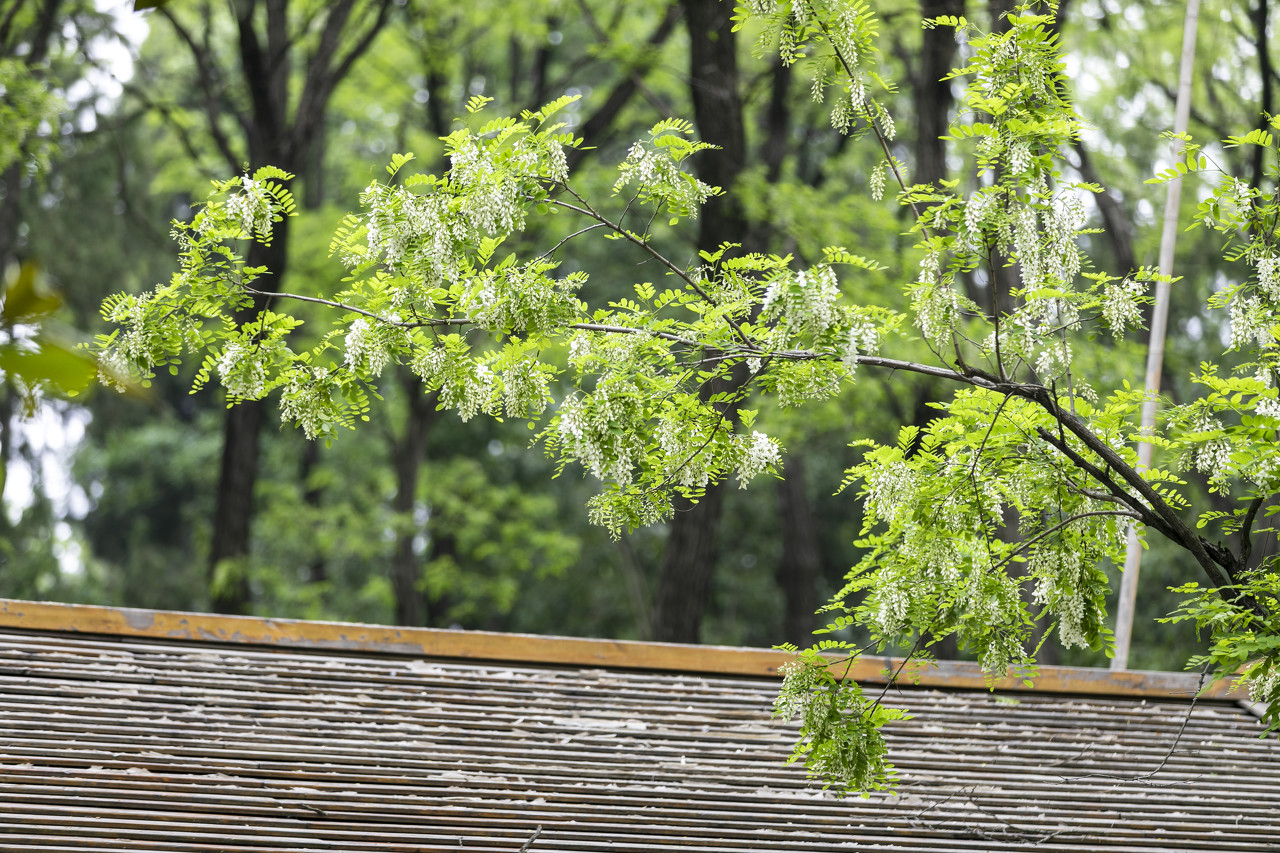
390, 371, 438, 627
775, 457, 820, 646
651, 0, 748, 643
1252, 0, 1272, 190
914, 0, 963, 189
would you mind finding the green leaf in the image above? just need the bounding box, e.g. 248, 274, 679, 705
2, 262, 61, 324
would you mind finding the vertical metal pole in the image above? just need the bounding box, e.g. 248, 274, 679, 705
1112, 0, 1201, 671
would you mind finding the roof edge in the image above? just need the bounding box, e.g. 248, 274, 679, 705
0, 598, 1236, 700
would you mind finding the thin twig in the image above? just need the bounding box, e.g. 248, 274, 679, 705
538, 222, 609, 261
244, 288, 467, 328
988, 510, 1142, 574
518, 825, 543, 852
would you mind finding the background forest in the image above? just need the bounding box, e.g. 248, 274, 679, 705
1, 0, 1272, 670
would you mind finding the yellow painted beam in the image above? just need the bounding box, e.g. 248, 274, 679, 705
0, 598, 1238, 700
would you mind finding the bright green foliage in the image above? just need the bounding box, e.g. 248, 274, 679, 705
99, 1, 1280, 797
773, 644, 910, 797
1165, 570, 1280, 730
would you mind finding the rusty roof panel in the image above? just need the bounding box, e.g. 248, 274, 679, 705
0, 621, 1277, 851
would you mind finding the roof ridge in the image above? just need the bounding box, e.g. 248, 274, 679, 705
0, 598, 1238, 701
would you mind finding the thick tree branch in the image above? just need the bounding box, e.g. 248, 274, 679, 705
292, 0, 393, 157
1240, 495, 1267, 568
158, 5, 245, 172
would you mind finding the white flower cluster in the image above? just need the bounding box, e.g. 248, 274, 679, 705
1042, 191, 1087, 283
443, 361, 494, 423
1257, 255, 1280, 300
841, 315, 881, 373
830, 94, 854, 134
411, 344, 496, 422
876, 106, 895, 141
97, 348, 132, 393
499, 356, 551, 418
1102, 278, 1146, 338
613, 141, 716, 216
1007, 141, 1032, 176
772, 359, 843, 407
217, 341, 270, 400
356, 134, 568, 290
1033, 338, 1072, 381
279, 367, 334, 439
761, 264, 842, 339
869, 160, 886, 201
1256, 392, 1280, 421
1248, 660, 1280, 705
466, 264, 581, 334
735, 430, 782, 487
220, 177, 275, 238
655, 414, 714, 490
870, 565, 912, 636
978, 631, 1026, 676
360, 183, 458, 286
556, 390, 642, 485
1030, 546, 1090, 649
1229, 294, 1268, 349
110, 307, 163, 368
863, 459, 915, 522
912, 265, 960, 346
449, 137, 529, 234
343, 318, 391, 376
1188, 411, 1232, 487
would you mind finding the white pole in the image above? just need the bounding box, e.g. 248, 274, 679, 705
1112, 0, 1201, 671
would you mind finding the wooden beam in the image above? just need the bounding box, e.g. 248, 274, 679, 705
0, 599, 1239, 700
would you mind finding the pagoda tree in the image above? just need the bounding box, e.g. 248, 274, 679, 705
97, 1, 1280, 793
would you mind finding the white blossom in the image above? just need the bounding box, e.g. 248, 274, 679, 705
1188, 411, 1232, 483
1258, 255, 1280, 301
217, 342, 269, 399
1230, 294, 1271, 349
279, 367, 332, 439
869, 161, 886, 201
735, 430, 781, 487
344, 318, 391, 376
761, 264, 842, 339
1102, 279, 1146, 338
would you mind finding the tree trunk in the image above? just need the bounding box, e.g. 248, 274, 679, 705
914, 0, 963, 188
652, 483, 730, 642
201, 0, 393, 613
299, 440, 326, 585
681, 0, 747, 251
775, 456, 820, 646
649, 0, 748, 644
390, 372, 437, 627
209, 399, 266, 613
1072, 141, 1136, 278
1253, 0, 1272, 190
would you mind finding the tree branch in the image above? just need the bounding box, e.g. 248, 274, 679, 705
991, 510, 1142, 574
1240, 495, 1267, 568
158, 4, 245, 172
292, 0, 394, 156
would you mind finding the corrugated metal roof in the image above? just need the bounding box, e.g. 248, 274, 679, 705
0, 602, 1276, 851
